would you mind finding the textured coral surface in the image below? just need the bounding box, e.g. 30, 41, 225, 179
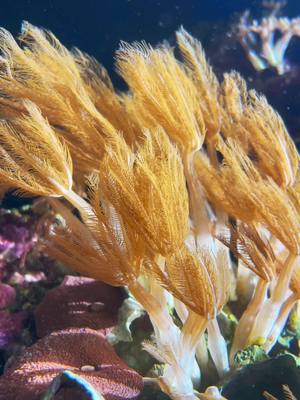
0, 328, 143, 400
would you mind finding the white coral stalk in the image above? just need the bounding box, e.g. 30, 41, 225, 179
238, 10, 300, 74
207, 318, 229, 377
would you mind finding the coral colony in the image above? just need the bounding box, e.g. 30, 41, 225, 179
238, 2, 300, 74
0, 22, 299, 399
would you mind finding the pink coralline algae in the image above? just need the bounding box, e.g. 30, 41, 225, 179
0, 328, 143, 400
34, 275, 124, 337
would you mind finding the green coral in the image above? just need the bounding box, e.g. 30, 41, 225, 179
233, 345, 269, 367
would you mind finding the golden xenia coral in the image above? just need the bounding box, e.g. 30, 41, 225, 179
0, 22, 299, 400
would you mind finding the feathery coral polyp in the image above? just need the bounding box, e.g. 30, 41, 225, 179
0, 22, 299, 400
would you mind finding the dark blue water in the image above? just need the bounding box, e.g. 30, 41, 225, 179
0, 1, 239, 84
0, 1, 298, 81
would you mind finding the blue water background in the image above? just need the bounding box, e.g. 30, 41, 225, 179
0, 1, 298, 82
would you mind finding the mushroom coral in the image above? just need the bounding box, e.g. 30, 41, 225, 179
0, 328, 143, 400
34, 275, 124, 338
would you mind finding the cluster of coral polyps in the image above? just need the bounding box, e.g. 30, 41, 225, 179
238, 8, 300, 74
0, 22, 299, 399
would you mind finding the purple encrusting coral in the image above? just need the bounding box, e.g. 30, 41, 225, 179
0, 283, 26, 349
0, 283, 15, 309
0, 311, 26, 349
0, 281, 26, 350
0, 208, 41, 350
0, 210, 38, 277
